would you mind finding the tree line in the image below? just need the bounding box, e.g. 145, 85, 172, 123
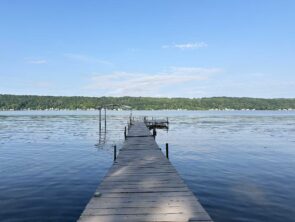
0, 94, 295, 110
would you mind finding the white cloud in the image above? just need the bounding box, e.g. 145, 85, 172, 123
85, 67, 221, 97
64, 53, 112, 65
162, 42, 208, 50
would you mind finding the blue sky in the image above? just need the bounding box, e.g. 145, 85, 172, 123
0, 0, 294, 98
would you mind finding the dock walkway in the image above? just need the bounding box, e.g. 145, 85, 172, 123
78, 122, 212, 222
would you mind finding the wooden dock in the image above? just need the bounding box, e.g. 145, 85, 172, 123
143, 117, 169, 130
78, 122, 213, 222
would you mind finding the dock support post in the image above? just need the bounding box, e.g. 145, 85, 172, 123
114, 145, 117, 161
166, 143, 169, 159
124, 127, 127, 139
99, 108, 101, 132
153, 128, 157, 139
104, 108, 107, 131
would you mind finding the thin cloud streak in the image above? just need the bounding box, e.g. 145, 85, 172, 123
86, 67, 221, 97
162, 42, 208, 49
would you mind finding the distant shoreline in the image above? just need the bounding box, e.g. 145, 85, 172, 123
1, 109, 295, 112
1, 94, 295, 111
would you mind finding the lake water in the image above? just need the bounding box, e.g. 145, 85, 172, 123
0, 110, 295, 222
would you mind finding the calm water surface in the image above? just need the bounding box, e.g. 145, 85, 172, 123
0, 110, 295, 222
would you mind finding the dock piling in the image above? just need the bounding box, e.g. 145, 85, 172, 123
104, 108, 106, 131
166, 143, 169, 159
153, 128, 157, 139
113, 145, 117, 161
99, 108, 101, 132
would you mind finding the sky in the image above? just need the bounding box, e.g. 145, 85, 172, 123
0, 0, 294, 98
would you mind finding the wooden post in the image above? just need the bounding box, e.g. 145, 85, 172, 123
166, 143, 169, 159
124, 126, 127, 139
114, 145, 117, 161
104, 108, 107, 131
153, 128, 156, 139
99, 108, 101, 132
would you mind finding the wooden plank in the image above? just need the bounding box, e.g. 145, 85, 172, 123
89, 192, 196, 198
87, 195, 200, 203
78, 213, 211, 222
86, 199, 203, 208
99, 183, 187, 189
82, 207, 207, 215
78, 121, 213, 222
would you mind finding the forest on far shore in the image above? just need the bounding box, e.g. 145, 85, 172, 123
1, 94, 295, 110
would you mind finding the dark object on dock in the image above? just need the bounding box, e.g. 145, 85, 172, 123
78, 121, 213, 222
144, 116, 169, 130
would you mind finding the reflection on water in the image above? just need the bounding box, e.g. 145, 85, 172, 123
0, 110, 295, 222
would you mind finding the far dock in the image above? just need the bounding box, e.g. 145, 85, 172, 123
144, 117, 169, 129
78, 121, 212, 222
